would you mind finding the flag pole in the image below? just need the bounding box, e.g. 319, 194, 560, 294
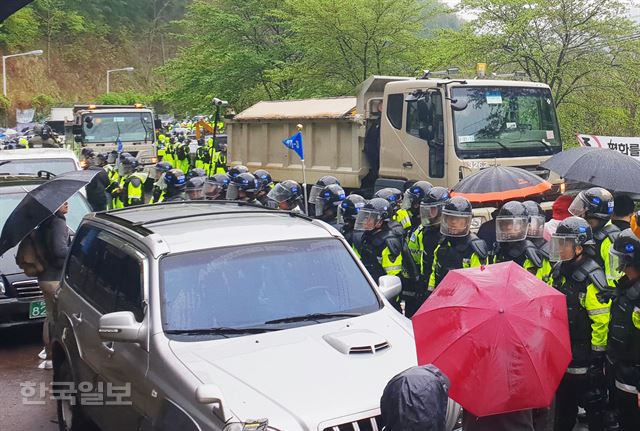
297, 124, 309, 215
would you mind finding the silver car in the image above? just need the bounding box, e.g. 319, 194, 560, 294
51, 202, 459, 431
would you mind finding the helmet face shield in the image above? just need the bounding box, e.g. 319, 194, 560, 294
267, 183, 293, 203
420, 203, 444, 226
440, 211, 472, 237
186, 188, 204, 200
527, 215, 545, 239
496, 216, 529, 242
549, 235, 577, 262
309, 185, 323, 204
315, 198, 326, 217
568, 195, 589, 218
608, 248, 629, 277
204, 181, 223, 200
226, 183, 241, 200
354, 209, 382, 231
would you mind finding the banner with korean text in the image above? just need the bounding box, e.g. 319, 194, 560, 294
577, 134, 640, 158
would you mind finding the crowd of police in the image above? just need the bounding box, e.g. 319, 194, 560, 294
74, 123, 640, 430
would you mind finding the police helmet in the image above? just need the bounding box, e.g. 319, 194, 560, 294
118, 156, 139, 176
204, 173, 230, 200
354, 197, 392, 231
309, 176, 341, 203
402, 181, 433, 210
338, 194, 366, 223
420, 186, 450, 226
154, 161, 172, 173
187, 168, 207, 179
164, 169, 187, 191
228, 165, 249, 178
374, 188, 403, 213
93, 153, 107, 167
106, 151, 118, 164
569, 187, 614, 221
610, 229, 640, 272
267, 180, 302, 205
522, 200, 546, 239
315, 184, 346, 218
226, 172, 258, 200
496, 201, 529, 243
549, 216, 595, 262
254, 169, 273, 191
185, 177, 206, 200
440, 197, 473, 237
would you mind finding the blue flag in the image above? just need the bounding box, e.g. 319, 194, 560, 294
282, 131, 304, 160
116, 137, 123, 153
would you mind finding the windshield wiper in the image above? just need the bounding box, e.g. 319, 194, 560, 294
265, 312, 362, 324
165, 326, 280, 336
464, 140, 513, 156
510, 139, 557, 153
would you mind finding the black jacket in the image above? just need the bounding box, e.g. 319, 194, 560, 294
85, 166, 109, 211
38, 214, 71, 282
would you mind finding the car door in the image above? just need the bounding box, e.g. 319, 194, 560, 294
59, 225, 118, 430
94, 236, 151, 429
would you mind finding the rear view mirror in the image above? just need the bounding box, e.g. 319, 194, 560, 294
98, 311, 143, 343
378, 275, 402, 300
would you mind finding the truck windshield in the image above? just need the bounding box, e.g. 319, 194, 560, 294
160, 238, 380, 337
452, 86, 562, 159
82, 112, 153, 144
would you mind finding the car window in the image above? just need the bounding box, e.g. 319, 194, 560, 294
66, 226, 143, 319
160, 238, 380, 334
0, 158, 77, 176
0, 191, 90, 233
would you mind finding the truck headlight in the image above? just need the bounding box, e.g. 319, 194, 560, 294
0, 280, 5, 296
223, 419, 270, 431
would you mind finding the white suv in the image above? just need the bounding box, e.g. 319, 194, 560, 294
51, 202, 459, 431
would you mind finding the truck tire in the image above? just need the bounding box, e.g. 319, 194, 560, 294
54, 360, 98, 431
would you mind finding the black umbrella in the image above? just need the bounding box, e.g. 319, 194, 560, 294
450, 165, 551, 203
541, 147, 640, 193
0, 169, 98, 256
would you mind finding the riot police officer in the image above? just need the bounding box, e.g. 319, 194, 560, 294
266, 180, 304, 212
549, 216, 611, 431
227, 165, 249, 179
314, 184, 346, 226
404, 186, 449, 316
607, 229, 640, 430
522, 200, 548, 250
163, 169, 187, 202
337, 194, 366, 246
254, 169, 274, 206
402, 181, 433, 229
569, 187, 621, 286
185, 176, 206, 200
375, 188, 411, 230
309, 176, 340, 215
115, 157, 147, 208
150, 161, 172, 204
428, 197, 489, 291
204, 173, 230, 201
227, 172, 260, 203
352, 198, 404, 293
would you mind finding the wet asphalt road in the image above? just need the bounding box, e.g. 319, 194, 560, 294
0, 324, 58, 431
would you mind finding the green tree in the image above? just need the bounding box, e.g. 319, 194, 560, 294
0, 8, 40, 50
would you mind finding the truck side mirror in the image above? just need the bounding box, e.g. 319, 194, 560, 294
450, 99, 468, 112
154, 119, 162, 130
72, 125, 82, 135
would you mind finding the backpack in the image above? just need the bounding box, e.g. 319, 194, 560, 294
16, 228, 50, 277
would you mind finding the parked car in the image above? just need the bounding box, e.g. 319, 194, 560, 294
0, 174, 91, 329
51, 201, 460, 431
0, 148, 80, 176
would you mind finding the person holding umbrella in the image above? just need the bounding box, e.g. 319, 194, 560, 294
428, 197, 489, 292
548, 216, 611, 431
607, 229, 640, 429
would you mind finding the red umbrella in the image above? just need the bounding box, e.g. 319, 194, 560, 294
412, 261, 571, 417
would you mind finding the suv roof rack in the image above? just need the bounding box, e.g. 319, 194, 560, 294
95, 200, 313, 233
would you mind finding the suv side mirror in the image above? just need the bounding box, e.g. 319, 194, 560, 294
98, 311, 143, 343
378, 275, 402, 300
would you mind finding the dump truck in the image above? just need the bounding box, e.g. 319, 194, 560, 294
227, 75, 563, 196
67, 104, 160, 166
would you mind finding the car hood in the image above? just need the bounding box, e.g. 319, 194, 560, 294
169, 309, 416, 430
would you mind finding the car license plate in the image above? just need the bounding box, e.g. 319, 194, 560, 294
29, 300, 47, 319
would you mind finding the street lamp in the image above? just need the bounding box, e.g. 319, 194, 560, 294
2, 49, 44, 97
106, 67, 134, 93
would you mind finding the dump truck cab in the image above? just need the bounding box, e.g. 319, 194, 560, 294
359, 76, 563, 190
69, 104, 160, 166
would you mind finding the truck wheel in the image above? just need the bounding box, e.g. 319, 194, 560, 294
55, 360, 97, 431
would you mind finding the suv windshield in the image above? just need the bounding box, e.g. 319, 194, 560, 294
83, 112, 153, 143
160, 239, 380, 336
452, 86, 562, 159
0, 158, 77, 176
